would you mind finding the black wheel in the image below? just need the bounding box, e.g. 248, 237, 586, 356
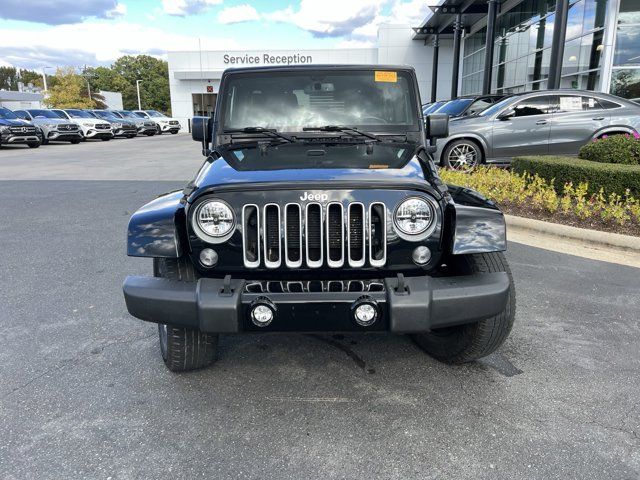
127, 134, 136, 139
28, 142, 40, 148
70, 139, 81, 144
145, 132, 155, 136
442, 139, 483, 171
412, 252, 516, 364
42, 138, 49, 145
156, 126, 162, 135
170, 130, 178, 135
101, 137, 111, 141
153, 257, 219, 371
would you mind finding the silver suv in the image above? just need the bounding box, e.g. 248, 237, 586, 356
434, 90, 640, 169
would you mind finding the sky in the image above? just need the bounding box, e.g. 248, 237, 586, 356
0, 0, 431, 70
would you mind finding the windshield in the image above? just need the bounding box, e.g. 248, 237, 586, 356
0, 108, 18, 119
479, 96, 515, 117
52, 110, 68, 119
133, 112, 147, 118
67, 109, 95, 119
221, 142, 415, 170
423, 102, 444, 115
220, 69, 419, 133
433, 99, 474, 116
119, 111, 137, 118
147, 110, 165, 117
93, 111, 117, 119
28, 109, 59, 119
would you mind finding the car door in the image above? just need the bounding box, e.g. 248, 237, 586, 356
548, 95, 611, 155
490, 95, 554, 158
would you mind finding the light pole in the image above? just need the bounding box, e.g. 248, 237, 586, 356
136, 80, 142, 110
41, 66, 52, 91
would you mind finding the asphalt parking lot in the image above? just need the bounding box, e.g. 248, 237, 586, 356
1, 135, 639, 479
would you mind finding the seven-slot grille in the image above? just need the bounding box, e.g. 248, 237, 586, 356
242, 202, 386, 269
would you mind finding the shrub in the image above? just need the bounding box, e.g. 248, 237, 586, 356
439, 166, 640, 227
511, 155, 640, 197
578, 134, 640, 165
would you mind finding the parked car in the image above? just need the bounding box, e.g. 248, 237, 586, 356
122, 64, 514, 372
432, 94, 506, 118
112, 110, 157, 136
14, 109, 83, 144
87, 110, 137, 138
133, 110, 181, 134
422, 101, 446, 116
0, 107, 41, 148
52, 109, 113, 141
435, 90, 640, 169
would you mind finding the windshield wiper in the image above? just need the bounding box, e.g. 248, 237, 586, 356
302, 125, 380, 142
223, 127, 294, 143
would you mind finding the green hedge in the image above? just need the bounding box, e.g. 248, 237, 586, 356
511, 155, 640, 197
578, 135, 640, 165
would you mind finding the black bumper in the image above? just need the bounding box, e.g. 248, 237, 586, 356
123, 273, 510, 333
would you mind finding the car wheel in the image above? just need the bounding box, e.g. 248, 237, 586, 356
442, 139, 482, 171
153, 257, 219, 372
28, 142, 40, 148
101, 137, 110, 141
170, 130, 178, 135
127, 134, 136, 139
70, 139, 81, 144
412, 252, 515, 364
41, 138, 49, 145
156, 126, 162, 135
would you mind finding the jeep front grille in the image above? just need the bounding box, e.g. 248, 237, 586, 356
242, 202, 386, 269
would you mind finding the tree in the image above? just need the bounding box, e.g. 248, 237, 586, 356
45, 67, 95, 109
110, 55, 171, 112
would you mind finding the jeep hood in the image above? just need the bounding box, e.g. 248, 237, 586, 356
189, 143, 434, 197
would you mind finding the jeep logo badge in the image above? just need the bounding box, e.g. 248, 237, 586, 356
300, 192, 328, 202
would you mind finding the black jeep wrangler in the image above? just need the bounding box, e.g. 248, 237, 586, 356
123, 65, 514, 371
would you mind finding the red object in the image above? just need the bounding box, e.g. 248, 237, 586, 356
206, 86, 213, 93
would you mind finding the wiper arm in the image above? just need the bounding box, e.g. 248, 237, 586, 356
223, 127, 294, 143
302, 125, 380, 142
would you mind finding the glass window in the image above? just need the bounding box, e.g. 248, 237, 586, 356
583, 96, 604, 109
614, 27, 640, 66
513, 96, 554, 116
563, 37, 582, 75
598, 98, 622, 108
583, 0, 607, 30
566, 0, 586, 41
618, 0, 640, 24
610, 68, 640, 98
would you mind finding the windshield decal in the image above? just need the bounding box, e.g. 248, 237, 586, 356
374, 71, 397, 83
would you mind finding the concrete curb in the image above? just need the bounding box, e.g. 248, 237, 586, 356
505, 214, 640, 252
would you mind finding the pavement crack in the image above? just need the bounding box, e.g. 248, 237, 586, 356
306, 334, 376, 374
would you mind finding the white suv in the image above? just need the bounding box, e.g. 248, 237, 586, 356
53, 109, 113, 141
133, 110, 181, 134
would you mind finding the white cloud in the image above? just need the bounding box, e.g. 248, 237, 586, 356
106, 2, 128, 17
217, 4, 259, 24
0, 21, 240, 69
161, 0, 222, 16
266, 0, 431, 42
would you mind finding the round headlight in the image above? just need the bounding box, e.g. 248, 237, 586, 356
394, 197, 435, 235
194, 200, 235, 239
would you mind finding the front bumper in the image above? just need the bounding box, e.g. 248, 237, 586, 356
137, 125, 157, 134
160, 123, 180, 132
85, 128, 113, 139
47, 131, 83, 141
123, 273, 510, 333
1, 134, 40, 144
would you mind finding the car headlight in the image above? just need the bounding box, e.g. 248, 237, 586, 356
45, 123, 58, 129
193, 200, 235, 240
112, 122, 122, 128
394, 197, 436, 236
0, 126, 9, 133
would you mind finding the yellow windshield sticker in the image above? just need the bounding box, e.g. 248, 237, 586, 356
369, 164, 389, 169
374, 71, 397, 83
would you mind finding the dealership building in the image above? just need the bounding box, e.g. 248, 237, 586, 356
168, 0, 640, 127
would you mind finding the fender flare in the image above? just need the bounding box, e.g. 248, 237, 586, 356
445, 184, 507, 255
590, 125, 637, 140
127, 190, 187, 258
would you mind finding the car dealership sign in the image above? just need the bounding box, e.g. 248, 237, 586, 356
223, 53, 313, 66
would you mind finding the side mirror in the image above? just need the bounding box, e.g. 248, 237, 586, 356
498, 109, 515, 120
425, 113, 449, 140
191, 116, 212, 143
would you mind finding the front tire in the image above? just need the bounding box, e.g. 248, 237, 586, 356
28, 142, 40, 148
153, 257, 219, 371
412, 252, 515, 364
442, 139, 483, 171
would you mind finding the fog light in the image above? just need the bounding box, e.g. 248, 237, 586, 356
412, 246, 431, 265
250, 297, 276, 327
199, 248, 218, 267
351, 296, 379, 327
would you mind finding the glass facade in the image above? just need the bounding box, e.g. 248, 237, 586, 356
611, 0, 640, 98
461, 0, 608, 95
